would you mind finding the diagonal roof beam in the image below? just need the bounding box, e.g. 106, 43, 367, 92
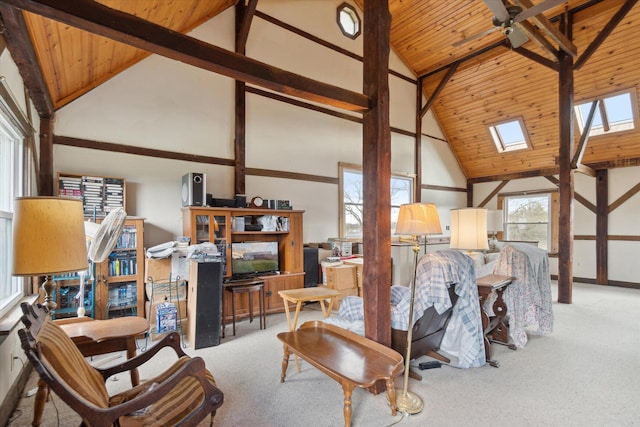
514, 20, 559, 61
574, 0, 638, 70
513, 0, 577, 58
420, 62, 458, 118
0, 4, 53, 117
236, 0, 258, 53
1, 0, 370, 113
571, 100, 597, 169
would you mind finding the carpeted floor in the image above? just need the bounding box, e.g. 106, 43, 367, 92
7, 281, 640, 426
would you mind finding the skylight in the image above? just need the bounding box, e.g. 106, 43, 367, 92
575, 89, 637, 137
488, 118, 532, 153
337, 3, 361, 39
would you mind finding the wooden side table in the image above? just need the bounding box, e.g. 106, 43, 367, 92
32, 316, 149, 427
222, 279, 266, 338
477, 274, 516, 367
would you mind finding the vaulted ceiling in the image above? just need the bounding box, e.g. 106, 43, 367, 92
1, 0, 639, 182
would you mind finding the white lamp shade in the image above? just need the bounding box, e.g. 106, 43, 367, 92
487, 210, 504, 233
395, 203, 442, 236
450, 208, 489, 251
12, 197, 89, 276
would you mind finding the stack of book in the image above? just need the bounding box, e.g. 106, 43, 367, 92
104, 177, 125, 212
82, 176, 105, 215
58, 176, 83, 200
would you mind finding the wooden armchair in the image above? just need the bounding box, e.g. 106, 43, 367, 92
18, 303, 224, 427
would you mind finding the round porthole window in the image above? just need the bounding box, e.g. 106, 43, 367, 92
337, 3, 361, 40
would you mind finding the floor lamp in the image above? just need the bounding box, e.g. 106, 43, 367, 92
394, 203, 442, 414
12, 197, 89, 315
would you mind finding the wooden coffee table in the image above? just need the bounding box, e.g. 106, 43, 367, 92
278, 286, 341, 331
32, 316, 149, 427
278, 321, 404, 427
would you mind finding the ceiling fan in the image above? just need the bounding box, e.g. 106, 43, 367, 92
454, 0, 567, 48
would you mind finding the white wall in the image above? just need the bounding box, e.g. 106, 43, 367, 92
54, 0, 463, 247
473, 168, 640, 283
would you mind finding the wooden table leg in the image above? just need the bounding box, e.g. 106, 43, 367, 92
342, 383, 354, 427
292, 301, 303, 372
280, 345, 291, 383
32, 379, 49, 427
385, 378, 398, 416
126, 337, 140, 386
282, 297, 293, 331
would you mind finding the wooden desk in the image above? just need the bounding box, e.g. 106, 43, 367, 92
477, 274, 515, 367
278, 321, 404, 427
32, 316, 149, 427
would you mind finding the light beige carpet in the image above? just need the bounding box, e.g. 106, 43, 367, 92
8, 281, 640, 426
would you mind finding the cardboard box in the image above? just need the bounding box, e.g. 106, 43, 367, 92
145, 257, 172, 283
320, 260, 343, 284
343, 257, 363, 289
146, 299, 187, 322
334, 287, 359, 310
325, 265, 357, 290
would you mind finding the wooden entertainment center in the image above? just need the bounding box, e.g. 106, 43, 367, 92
182, 207, 305, 320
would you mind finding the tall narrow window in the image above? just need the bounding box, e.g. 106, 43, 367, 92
575, 89, 637, 137
340, 163, 414, 238
0, 77, 31, 318
488, 117, 532, 153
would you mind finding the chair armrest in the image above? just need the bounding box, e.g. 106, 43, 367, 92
97, 357, 223, 424
98, 332, 185, 380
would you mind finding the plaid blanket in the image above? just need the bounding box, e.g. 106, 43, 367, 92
335, 250, 485, 368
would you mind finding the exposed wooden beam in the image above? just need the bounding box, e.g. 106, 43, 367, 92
514, 20, 558, 61
479, 180, 509, 207
467, 167, 559, 184
574, 164, 596, 177
545, 175, 595, 213
571, 100, 597, 169
513, 0, 577, 58
420, 63, 458, 118
236, 0, 257, 53
511, 45, 559, 71
54, 135, 235, 167
362, 0, 392, 352
609, 181, 640, 213
0, 3, 53, 117
596, 170, 608, 285
2, 0, 370, 112
415, 77, 422, 202
420, 40, 507, 79
39, 117, 53, 195
574, 0, 638, 70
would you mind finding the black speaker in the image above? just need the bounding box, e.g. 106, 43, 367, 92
188, 261, 223, 349
181, 172, 206, 206
303, 247, 319, 288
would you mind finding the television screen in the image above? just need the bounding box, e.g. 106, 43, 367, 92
231, 241, 279, 276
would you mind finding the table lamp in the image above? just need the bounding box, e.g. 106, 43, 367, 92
449, 207, 489, 252
12, 197, 89, 315
487, 210, 503, 252
394, 202, 442, 415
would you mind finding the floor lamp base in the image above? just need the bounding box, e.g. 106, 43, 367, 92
394, 389, 424, 414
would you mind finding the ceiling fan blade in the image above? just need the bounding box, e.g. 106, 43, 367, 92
453, 26, 500, 47
506, 25, 529, 48
483, 0, 510, 22
514, 0, 566, 22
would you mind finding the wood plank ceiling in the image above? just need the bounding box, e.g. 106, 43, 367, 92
6, 0, 640, 182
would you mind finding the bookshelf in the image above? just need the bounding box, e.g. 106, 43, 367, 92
57, 172, 125, 215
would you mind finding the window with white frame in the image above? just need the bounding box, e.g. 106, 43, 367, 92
574, 89, 637, 137
503, 194, 550, 250
339, 163, 414, 238
0, 79, 31, 318
488, 117, 532, 153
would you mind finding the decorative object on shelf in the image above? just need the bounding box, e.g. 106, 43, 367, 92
250, 196, 264, 208
487, 210, 504, 253
12, 197, 89, 315
393, 202, 442, 415
450, 207, 489, 252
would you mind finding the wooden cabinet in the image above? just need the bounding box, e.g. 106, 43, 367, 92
182, 207, 305, 319
93, 217, 145, 319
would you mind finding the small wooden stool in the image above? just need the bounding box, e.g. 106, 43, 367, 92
223, 280, 266, 337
